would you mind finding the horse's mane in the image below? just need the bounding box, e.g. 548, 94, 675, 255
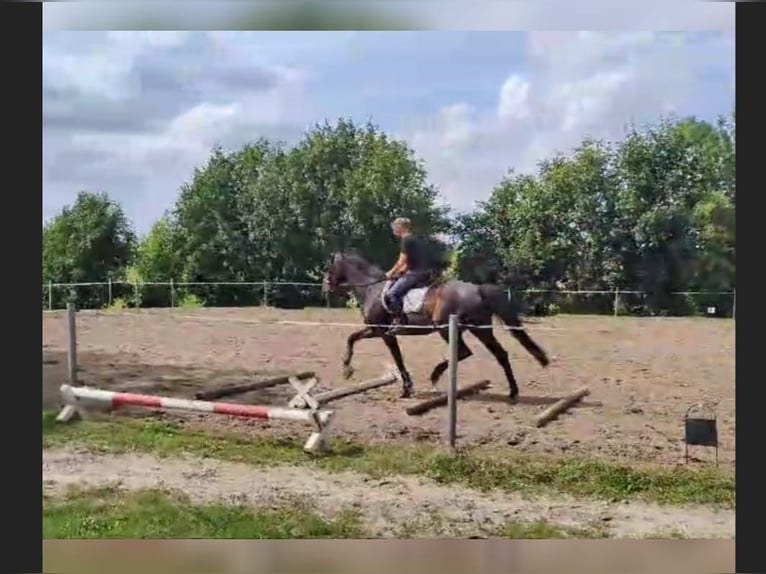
336, 249, 385, 277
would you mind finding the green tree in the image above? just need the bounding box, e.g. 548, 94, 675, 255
465, 140, 618, 313
130, 215, 183, 307
261, 119, 451, 305
154, 119, 450, 308
166, 141, 281, 306
448, 211, 502, 284
43, 191, 136, 309
281, 118, 450, 271
457, 113, 735, 316
613, 115, 735, 314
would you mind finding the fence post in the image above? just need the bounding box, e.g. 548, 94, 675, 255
48, 280, 53, 310
66, 303, 78, 386
613, 288, 620, 317
170, 278, 176, 308
133, 281, 140, 308
107, 279, 113, 308
732, 289, 736, 319
447, 314, 459, 448
262, 281, 269, 307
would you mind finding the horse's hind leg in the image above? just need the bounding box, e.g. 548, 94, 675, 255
469, 327, 519, 402
382, 334, 415, 398
429, 328, 473, 386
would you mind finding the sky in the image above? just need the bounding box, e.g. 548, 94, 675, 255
43, 14, 735, 234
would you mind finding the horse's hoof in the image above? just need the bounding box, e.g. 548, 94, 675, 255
508, 393, 519, 404
401, 385, 413, 399
342, 365, 354, 379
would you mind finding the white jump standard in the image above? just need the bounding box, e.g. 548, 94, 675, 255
57, 384, 335, 453
287, 369, 400, 409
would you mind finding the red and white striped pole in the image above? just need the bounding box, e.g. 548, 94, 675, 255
58, 384, 334, 453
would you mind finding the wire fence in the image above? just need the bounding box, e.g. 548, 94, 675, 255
41, 280, 736, 319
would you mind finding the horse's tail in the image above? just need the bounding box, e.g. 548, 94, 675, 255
478, 284, 550, 367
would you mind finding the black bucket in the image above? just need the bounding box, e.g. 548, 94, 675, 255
684, 403, 718, 465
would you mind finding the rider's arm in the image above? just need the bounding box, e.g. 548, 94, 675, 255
386, 252, 408, 278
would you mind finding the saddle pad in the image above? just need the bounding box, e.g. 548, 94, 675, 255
382, 281, 429, 314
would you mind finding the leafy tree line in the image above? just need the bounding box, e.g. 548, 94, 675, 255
43, 114, 735, 316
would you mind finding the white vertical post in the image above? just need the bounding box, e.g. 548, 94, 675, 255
48, 280, 53, 310
262, 281, 269, 307
613, 288, 620, 317
170, 278, 176, 308
133, 281, 140, 308
107, 279, 113, 307
57, 303, 82, 423
447, 314, 459, 448
66, 303, 78, 386
732, 289, 736, 319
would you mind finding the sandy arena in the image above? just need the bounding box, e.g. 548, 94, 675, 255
42, 307, 735, 468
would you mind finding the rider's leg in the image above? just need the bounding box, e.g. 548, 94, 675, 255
385, 272, 423, 332
386, 276, 407, 316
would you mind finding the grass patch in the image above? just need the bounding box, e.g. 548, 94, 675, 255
394, 512, 608, 539
641, 528, 688, 539
42, 411, 734, 508
44, 486, 365, 539
497, 520, 608, 539
178, 293, 204, 309
43, 486, 612, 539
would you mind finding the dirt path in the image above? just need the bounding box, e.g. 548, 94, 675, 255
43, 448, 733, 538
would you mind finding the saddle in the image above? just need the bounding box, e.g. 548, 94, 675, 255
381, 280, 432, 315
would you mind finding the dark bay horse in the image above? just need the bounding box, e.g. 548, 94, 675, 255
322, 252, 550, 401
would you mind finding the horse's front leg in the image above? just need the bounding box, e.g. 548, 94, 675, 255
382, 334, 415, 398
343, 326, 378, 379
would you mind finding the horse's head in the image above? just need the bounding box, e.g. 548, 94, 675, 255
322, 250, 381, 295
322, 252, 347, 295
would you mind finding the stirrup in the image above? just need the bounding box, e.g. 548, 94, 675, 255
386, 315, 406, 335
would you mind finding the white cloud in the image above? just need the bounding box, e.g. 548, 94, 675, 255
44, 32, 313, 230
44, 29, 734, 233
498, 75, 531, 122
404, 31, 734, 213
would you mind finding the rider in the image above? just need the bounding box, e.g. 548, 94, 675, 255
384, 217, 431, 333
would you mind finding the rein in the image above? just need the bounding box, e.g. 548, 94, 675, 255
340, 277, 388, 289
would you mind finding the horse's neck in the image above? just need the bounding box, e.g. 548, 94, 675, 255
347, 263, 382, 303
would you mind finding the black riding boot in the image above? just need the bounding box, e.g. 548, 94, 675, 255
386, 310, 408, 336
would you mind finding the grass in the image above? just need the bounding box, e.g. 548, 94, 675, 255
42, 411, 734, 508
44, 486, 365, 539
497, 521, 608, 539
44, 486, 610, 539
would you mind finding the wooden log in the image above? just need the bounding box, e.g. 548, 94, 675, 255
194, 371, 315, 401
535, 387, 590, 428
310, 371, 399, 406
406, 380, 490, 416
